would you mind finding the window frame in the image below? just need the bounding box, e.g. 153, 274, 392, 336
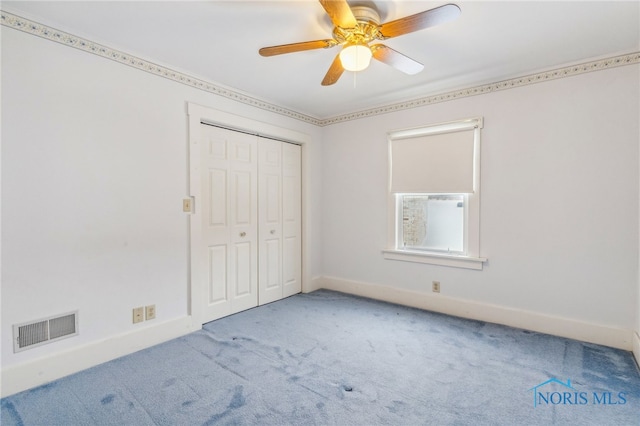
383, 117, 487, 270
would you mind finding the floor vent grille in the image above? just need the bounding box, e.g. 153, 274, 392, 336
13, 311, 78, 353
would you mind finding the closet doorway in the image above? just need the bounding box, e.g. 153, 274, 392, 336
188, 105, 302, 325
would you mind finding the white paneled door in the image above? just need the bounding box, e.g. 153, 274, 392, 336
258, 140, 302, 304
258, 138, 283, 305
197, 124, 301, 324
281, 142, 302, 298
200, 124, 258, 322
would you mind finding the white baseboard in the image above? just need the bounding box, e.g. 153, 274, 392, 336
314, 276, 633, 351
302, 275, 324, 294
1, 316, 197, 398
3, 283, 634, 398
633, 332, 640, 368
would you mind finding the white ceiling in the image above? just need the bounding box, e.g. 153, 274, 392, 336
3, 1, 639, 120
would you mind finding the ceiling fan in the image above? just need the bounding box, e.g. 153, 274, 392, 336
259, 1, 461, 86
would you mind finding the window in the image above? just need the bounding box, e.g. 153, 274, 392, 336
400, 194, 465, 253
383, 117, 486, 270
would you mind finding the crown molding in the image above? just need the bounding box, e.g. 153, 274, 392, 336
0, 10, 323, 127
321, 51, 640, 126
3, 10, 639, 128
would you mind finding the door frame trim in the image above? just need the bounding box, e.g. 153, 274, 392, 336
187, 102, 311, 328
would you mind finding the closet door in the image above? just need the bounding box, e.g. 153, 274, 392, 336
281, 143, 302, 298
200, 124, 258, 322
258, 139, 283, 304
258, 140, 302, 304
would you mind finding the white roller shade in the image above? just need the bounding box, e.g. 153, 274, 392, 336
390, 128, 475, 194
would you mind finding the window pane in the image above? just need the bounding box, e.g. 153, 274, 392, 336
401, 194, 464, 253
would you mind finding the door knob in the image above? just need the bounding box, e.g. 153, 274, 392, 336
240, 232, 246, 237
270, 229, 276, 235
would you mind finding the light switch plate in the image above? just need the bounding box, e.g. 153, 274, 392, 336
183, 198, 192, 212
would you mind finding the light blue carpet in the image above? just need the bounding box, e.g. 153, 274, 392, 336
2, 290, 640, 425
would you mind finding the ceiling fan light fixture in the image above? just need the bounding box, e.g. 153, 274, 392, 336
259, 2, 462, 85
339, 44, 372, 72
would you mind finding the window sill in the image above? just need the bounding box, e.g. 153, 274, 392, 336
382, 249, 487, 270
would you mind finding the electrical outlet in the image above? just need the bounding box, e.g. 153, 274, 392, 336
145, 305, 156, 320
432, 281, 441, 293
132, 307, 144, 324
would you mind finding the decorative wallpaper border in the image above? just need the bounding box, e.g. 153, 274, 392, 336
0, 10, 323, 126
2, 10, 639, 127
322, 51, 640, 125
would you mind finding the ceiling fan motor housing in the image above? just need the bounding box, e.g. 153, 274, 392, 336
350, 6, 381, 26
332, 6, 382, 46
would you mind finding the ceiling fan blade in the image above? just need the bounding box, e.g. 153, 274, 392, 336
259, 39, 336, 57
319, 0, 357, 29
379, 4, 461, 39
321, 53, 345, 86
371, 44, 424, 75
